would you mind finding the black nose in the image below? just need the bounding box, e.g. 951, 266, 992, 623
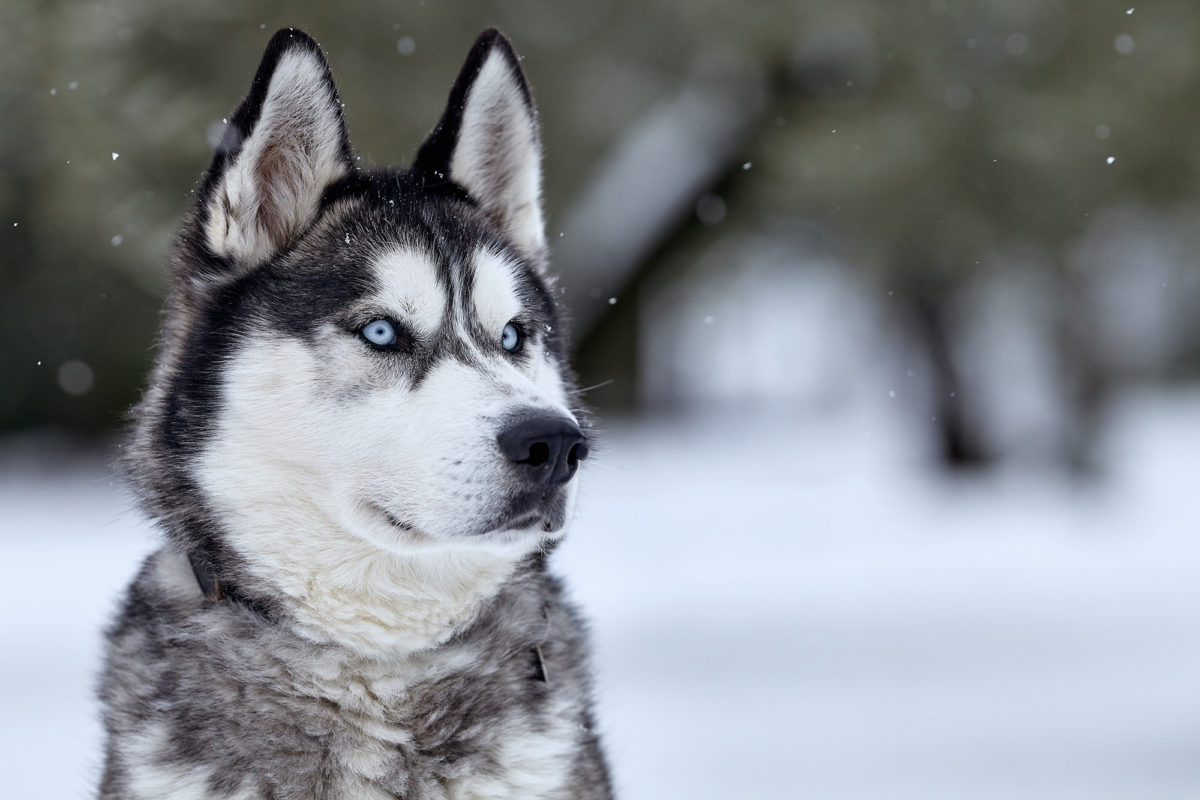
497, 414, 589, 486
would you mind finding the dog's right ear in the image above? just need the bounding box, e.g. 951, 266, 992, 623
196, 29, 353, 270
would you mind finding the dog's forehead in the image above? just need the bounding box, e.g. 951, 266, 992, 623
471, 248, 524, 333
370, 245, 448, 335
366, 238, 528, 335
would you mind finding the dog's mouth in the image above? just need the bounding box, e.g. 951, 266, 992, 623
362, 501, 434, 546
477, 489, 569, 537
364, 488, 568, 543
376, 506, 414, 531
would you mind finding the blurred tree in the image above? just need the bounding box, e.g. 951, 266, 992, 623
767, 0, 1200, 469
577, 0, 1200, 469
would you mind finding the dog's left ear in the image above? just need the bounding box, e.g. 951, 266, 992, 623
415, 30, 546, 262
200, 29, 353, 268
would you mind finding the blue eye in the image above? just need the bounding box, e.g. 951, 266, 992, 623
361, 319, 397, 347
501, 322, 523, 352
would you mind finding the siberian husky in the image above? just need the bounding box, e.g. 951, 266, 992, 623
98, 28, 612, 799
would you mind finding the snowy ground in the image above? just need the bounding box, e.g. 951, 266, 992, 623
2, 389, 1199, 799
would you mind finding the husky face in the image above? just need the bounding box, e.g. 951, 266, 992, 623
200, 201, 578, 548
130, 30, 586, 652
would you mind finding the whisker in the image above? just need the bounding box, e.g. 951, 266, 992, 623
572, 379, 614, 396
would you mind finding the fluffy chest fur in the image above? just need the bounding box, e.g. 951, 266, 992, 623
100, 550, 607, 800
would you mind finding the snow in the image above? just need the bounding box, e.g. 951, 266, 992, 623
2, 388, 1199, 798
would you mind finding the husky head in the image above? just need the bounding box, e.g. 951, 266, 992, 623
130, 29, 587, 653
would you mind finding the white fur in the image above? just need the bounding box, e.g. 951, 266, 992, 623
471, 248, 523, 336
206, 48, 349, 266
373, 246, 450, 337
123, 723, 257, 800
195, 336, 524, 654
450, 49, 545, 259
194, 247, 575, 656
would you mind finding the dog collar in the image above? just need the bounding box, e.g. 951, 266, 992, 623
532, 644, 549, 683
188, 551, 224, 601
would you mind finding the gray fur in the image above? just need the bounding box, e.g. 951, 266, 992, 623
99, 550, 609, 799
99, 28, 612, 799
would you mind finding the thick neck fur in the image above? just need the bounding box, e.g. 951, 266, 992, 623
179, 508, 538, 658
182, 448, 538, 656
156, 526, 546, 664
274, 533, 533, 657
145, 543, 555, 708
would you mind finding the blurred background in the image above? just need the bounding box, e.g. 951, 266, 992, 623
2, 1, 1199, 798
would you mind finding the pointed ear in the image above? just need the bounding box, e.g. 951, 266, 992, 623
415, 30, 546, 262
199, 29, 353, 268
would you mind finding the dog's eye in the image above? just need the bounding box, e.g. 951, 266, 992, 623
361, 319, 397, 348
501, 322, 524, 353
